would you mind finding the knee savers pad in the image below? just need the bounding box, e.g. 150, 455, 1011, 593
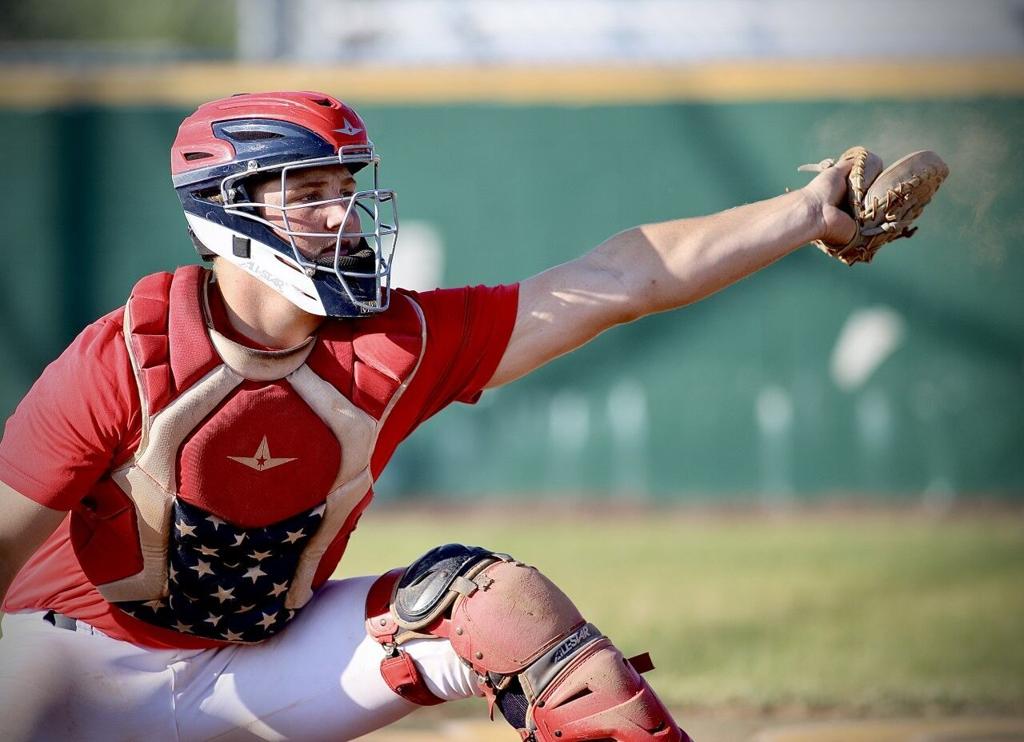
366, 544, 689, 742
393, 543, 499, 626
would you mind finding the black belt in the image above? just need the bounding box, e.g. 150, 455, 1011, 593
43, 610, 79, 631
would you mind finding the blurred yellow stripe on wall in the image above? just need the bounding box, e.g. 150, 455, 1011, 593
1, 58, 1023, 107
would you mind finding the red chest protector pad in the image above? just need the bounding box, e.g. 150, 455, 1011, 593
69, 265, 425, 643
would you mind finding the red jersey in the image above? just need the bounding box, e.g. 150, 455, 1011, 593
0, 268, 518, 649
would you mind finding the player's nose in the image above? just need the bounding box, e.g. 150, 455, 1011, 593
325, 199, 360, 234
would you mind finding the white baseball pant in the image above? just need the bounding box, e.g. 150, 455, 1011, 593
0, 576, 478, 741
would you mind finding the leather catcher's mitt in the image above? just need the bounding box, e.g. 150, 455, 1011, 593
798, 146, 949, 265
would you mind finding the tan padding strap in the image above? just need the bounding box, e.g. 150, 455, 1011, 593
283, 364, 377, 610
288, 365, 376, 488
287, 293, 429, 609
100, 364, 243, 602
285, 470, 372, 609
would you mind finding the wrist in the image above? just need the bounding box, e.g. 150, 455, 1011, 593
792, 187, 828, 245
796, 166, 858, 247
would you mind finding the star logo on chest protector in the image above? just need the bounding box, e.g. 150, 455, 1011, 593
227, 436, 298, 472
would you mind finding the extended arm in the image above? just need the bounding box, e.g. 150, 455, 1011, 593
486, 162, 856, 388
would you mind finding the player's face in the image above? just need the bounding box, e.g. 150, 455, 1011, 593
251, 165, 363, 263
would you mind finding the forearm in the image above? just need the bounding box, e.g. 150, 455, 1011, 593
0, 481, 65, 605
596, 188, 821, 319
487, 169, 850, 389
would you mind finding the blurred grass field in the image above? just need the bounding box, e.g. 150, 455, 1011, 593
339, 506, 1024, 715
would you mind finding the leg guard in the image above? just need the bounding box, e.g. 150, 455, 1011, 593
366, 544, 690, 742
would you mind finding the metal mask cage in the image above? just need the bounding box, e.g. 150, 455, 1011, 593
220, 144, 399, 313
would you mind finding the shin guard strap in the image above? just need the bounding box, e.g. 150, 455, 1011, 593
379, 651, 445, 706
627, 652, 655, 674
366, 569, 445, 707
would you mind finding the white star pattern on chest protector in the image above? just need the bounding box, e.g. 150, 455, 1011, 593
175, 520, 198, 538
121, 498, 328, 642
191, 559, 215, 577
244, 565, 267, 582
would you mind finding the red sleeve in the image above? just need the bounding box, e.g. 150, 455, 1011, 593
0, 310, 140, 511
412, 282, 519, 413
370, 283, 518, 474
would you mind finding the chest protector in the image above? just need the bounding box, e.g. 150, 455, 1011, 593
71, 266, 425, 643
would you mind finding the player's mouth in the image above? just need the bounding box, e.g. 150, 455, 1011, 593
307, 238, 372, 268
310, 240, 354, 264
312, 247, 341, 265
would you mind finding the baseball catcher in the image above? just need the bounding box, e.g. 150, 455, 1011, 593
0, 91, 947, 741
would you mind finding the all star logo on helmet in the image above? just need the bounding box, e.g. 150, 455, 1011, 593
333, 118, 363, 136
228, 436, 298, 472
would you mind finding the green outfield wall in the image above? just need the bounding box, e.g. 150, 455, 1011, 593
1, 94, 1021, 500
